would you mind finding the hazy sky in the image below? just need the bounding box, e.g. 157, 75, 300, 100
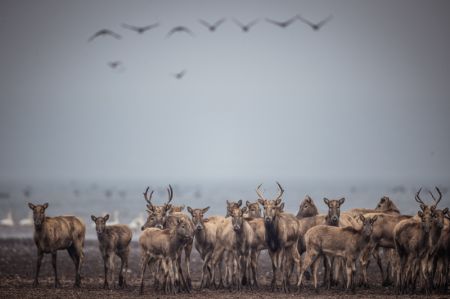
0, 0, 449, 182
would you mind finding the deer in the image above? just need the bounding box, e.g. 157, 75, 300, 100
296, 195, 319, 219
226, 199, 242, 217
91, 214, 132, 289
393, 187, 442, 294
346, 196, 400, 218
297, 215, 378, 292
256, 182, 302, 292
28, 202, 85, 288
169, 205, 185, 214
187, 206, 226, 289
433, 209, 450, 291
141, 185, 194, 291
139, 217, 192, 294
244, 200, 262, 218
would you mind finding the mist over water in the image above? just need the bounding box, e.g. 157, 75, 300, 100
1, 179, 448, 239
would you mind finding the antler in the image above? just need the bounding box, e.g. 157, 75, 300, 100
429, 186, 442, 207
414, 188, 425, 205
143, 187, 154, 205
256, 184, 266, 200
274, 181, 284, 201
166, 184, 173, 204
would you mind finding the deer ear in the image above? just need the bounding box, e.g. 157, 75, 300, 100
339, 198, 345, 205
258, 199, 265, 205
241, 206, 248, 214
104, 214, 109, 221
442, 207, 449, 214
306, 196, 311, 203
237, 199, 242, 207
28, 203, 35, 210
420, 204, 426, 211
187, 206, 193, 215
246, 200, 251, 207
202, 206, 210, 214
203, 218, 209, 223
371, 215, 378, 223
180, 205, 185, 211
275, 198, 282, 205
418, 211, 424, 218
91, 215, 97, 222
379, 197, 386, 203
43, 203, 49, 209
165, 204, 172, 211
359, 214, 365, 222
278, 202, 285, 211
226, 200, 230, 205
323, 198, 329, 205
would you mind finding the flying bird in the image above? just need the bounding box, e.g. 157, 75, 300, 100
172, 70, 187, 80
265, 16, 297, 28
297, 14, 333, 31
167, 26, 194, 37
108, 61, 123, 69
198, 18, 226, 32
122, 23, 159, 34
88, 29, 121, 42
233, 19, 259, 32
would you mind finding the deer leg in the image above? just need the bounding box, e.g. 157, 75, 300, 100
297, 249, 319, 290
184, 242, 192, 291
268, 250, 277, 291
51, 252, 60, 288
139, 254, 150, 295
67, 245, 82, 288
312, 255, 321, 292
33, 250, 43, 287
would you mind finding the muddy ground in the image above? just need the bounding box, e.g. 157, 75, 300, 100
0, 238, 447, 298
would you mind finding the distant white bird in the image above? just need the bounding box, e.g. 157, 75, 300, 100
107, 210, 120, 226
19, 211, 33, 226
128, 213, 145, 231
0, 210, 14, 227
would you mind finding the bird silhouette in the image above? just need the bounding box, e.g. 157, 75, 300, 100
167, 26, 194, 37
88, 29, 122, 42
108, 61, 123, 69
122, 23, 159, 34
198, 18, 226, 32
233, 19, 259, 32
266, 16, 297, 28
297, 14, 333, 31
172, 70, 187, 80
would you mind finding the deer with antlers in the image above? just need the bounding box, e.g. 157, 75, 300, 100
256, 182, 302, 292
393, 187, 444, 294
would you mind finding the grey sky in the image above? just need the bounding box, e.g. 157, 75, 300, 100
0, 0, 449, 182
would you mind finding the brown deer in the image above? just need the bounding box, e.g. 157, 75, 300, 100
347, 196, 400, 218
297, 215, 378, 292
141, 185, 173, 229
433, 209, 450, 291
245, 200, 262, 218
296, 195, 319, 219
256, 182, 302, 292
187, 206, 225, 288
28, 202, 85, 288
139, 217, 192, 294
91, 214, 132, 289
393, 188, 440, 294
226, 199, 242, 217
169, 205, 185, 214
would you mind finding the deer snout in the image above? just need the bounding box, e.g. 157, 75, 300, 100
331, 215, 339, 223
196, 224, 203, 231
264, 216, 271, 223
155, 224, 163, 229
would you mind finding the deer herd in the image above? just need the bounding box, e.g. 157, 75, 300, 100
26, 183, 449, 295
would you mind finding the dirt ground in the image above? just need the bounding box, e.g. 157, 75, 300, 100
0, 238, 447, 298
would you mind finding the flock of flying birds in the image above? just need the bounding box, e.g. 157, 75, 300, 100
88, 15, 333, 79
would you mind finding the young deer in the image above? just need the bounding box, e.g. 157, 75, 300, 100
298, 215, 378, 291
91, 214, 132, 289
28, 202, 85, 288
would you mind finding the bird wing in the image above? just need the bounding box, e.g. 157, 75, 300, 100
316, 14, 333, 28
199, 19, 212, 28
213, 18, 226, 28
297, 15, 315, 28
284, 16, 298, 26
246, 19, 259, 29
167, 26, 194, 37
233, 18, 245, 29
88, 31, 102, 42
104, 29, 121, 39
122, 23, 139, 32
140, 23, 159, 31
266, 18, 283, 26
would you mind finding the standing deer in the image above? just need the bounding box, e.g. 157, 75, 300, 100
139, 218, 192, 294
187, 206, 225, 289
297, 215, 378, 292
347, 196, 400, 218
256, 182, 302, 292
245, 200, 262, 218
28, 202, 85, 288
91, 214, 132, 289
